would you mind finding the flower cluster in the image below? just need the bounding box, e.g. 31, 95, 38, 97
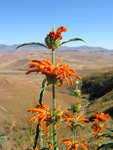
45, 26, 67, 49
91, 112, 110, 140
61, 138, 88, 150
27, 103, 62, 137
62, 110, 88, 129
47, 26, 67, 40
26, 58, 81, 87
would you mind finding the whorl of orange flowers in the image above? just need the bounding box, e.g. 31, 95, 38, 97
61, 138, 88, 150
91, 112, 110, 140
93, 112, 110, 123
27, 103, 62, 137
62, 110, 89, 129
91, 123, 107, 133
26, 58, 81, 87
47, 26, 67, 40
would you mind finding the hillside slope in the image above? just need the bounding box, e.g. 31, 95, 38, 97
81, 68, 113, 118
81, 67, 113, 100
0, 76, 77, 131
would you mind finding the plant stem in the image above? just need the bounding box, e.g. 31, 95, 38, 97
52, 49, 56, 108
74, 112, 77, 142
52, 49, 55, 66
74, 127, 77, 142
52, 49, 57, 150
74, 80, 79, 142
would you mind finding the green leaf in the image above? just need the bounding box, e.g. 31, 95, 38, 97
40, 148, 50, 150
97, 133, 113, 139
87, 137, 94, 143
88, 134, 113, 143
16, 42, 48, 49
69, 119, 84, 127
60, 38, 85, 46
33, 123, 40, 149
97, 142, 113, 150
42, 78, 47, 88
107, 128, 113, 133
39, 83, 49, 106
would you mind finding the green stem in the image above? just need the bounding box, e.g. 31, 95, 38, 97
52, 49, 57, 150
52, 49, 55, 66
74, 112, 77, 142
52, 49, 56, 108
74, 127, 77, 142
74, 81, 79, 143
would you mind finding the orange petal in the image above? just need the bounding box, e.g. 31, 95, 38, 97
42, 103, 50, 110
56, 58, 63, 67
65, 76, 69, 86
26, 69, 40, 74
68, 76, 73, 85
28, 114, 40, 122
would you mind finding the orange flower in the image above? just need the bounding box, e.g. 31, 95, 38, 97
22, 142, 26, 147
91, 112, 110, 140
91, 123, 107, 133
47, 26, 67, 40
9, 121, 15, 131
61, 138, 88, 150
45, 26, 67, 49
93, 112, 110, 123
27, 103, 62, 137
93, 133, 107, 140
62, 111, 88, 129
56, 26, 67, 40
26, 58, 81, 87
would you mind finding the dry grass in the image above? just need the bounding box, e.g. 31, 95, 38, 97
0, 51, 113, 149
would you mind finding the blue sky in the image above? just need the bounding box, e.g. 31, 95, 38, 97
0, 0, 113, 49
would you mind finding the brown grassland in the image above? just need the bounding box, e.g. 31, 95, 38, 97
0, 51, 113, 149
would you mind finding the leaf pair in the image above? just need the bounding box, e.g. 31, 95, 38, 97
16, 38, 85, 49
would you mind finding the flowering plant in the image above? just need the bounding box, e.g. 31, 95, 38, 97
17, 25, 84, 50
16, 25, 111, 150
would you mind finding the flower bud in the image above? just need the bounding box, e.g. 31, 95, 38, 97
75, 80, 79, 85
55, 109, 62, 121
98, 123, 104, 128
97, 133, 102, 136
45, 35, 60, 49
73, 89, 81, 97
72, 102, 81, 112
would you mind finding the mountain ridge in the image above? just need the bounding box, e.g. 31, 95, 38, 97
0, 44, 113, 55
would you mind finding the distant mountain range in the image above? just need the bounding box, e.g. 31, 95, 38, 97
0, 44, 113, 55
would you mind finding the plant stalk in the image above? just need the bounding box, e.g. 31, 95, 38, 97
74, 80, 79, 143
52, 49, 57, 150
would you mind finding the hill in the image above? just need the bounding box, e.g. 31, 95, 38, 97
81, 68, 113, 100
53, 67, 113, 119
0, 75, 77, 130
0, 44, 113, 55
0, 51, 113, 78
0, 66, 113, 149
75, 67, 113, 119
